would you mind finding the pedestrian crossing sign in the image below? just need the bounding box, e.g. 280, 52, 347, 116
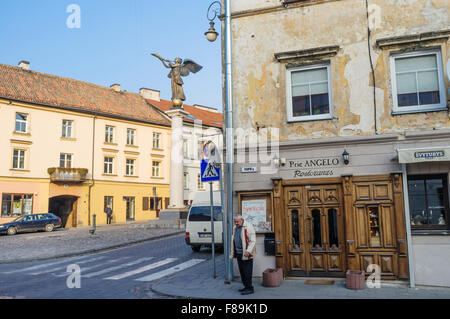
201, 159, 220, 182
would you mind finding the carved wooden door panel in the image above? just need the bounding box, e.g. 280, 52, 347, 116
285, 185, 346, 277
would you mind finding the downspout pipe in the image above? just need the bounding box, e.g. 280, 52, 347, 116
88, 116, 96, 226
224, 0, 234, 282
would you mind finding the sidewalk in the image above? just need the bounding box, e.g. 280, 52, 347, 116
150, 256, 450, 299
0, 221, 183, 264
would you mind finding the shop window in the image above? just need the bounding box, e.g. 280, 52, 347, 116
1, 194, 33, 217
408, 174, 449, 230
286, 63, 333, 122
390, 49, 446, 114
368, 206, 381, 247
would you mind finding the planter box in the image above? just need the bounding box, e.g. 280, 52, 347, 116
263, 268, 283, 287
346, 270, 365, 290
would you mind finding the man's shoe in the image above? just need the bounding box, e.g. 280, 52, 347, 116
240, 288, 254, 295
238, 287, 246, 292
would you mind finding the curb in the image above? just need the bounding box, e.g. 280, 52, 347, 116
0, 230, 185, 265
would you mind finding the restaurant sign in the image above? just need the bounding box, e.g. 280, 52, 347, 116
288, 157, 341, 178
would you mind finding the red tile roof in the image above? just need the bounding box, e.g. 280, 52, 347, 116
148, 98, 223, 129
0, 63, 170, 126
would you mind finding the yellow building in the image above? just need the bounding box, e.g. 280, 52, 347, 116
0, 61, 171, 227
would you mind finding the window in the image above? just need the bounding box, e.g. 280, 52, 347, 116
184, 172, 189, 189
188, 206, 222, 222
62, 120, 73, 138
60, 153, 72, 168
127, 129, 136, 146
408, 174, 449, 230
197, 173, 205, 190
183, 139, 189, 159
198, 140, 205, 159
1, 194, 33, 217
153, 133, 161, 149
104, 157, 114, 175
152, 161, 160, 177
126, 159, 135, 176
390, 50, 446, 114
286, 63, 333, 122
105, 126, 115, 143
15, 113, 28, 133
12, 149, 26, 169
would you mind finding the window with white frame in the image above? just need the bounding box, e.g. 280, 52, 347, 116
62, 120, 73, 138
104, 157, 114, 175
15, 113, 28, 133
152, 161, 161, 177
12, 149, 26, 170
105, 126, 115, 143
390, 49, 446, 114
127, 129, 136, 146
59, 153, 72, 168
286, 63, 333, 122
126, 159, 135, 176
153, 133, 161, 149
197, 173, 204, 190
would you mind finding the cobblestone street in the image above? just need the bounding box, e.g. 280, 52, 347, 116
0, 221, 183, 263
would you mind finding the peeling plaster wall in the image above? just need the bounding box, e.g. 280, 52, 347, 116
231, 0, 450, 142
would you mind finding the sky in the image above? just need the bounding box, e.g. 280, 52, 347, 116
0, 0, 223, 111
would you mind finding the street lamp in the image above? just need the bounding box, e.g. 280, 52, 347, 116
205, 0, 234, 284
205, 1, 220, 42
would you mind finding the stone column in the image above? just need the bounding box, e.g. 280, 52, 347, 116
159, 107, 189, 219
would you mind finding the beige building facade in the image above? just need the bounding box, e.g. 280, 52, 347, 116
226, 0, 450, 286
0, 62, 171, 227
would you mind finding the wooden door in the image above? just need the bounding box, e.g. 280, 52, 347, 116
285, 185, 346, 277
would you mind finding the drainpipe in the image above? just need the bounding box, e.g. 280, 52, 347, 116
224, 0, 234, 282
88, 116, 96, 226
401, 163, 415, 288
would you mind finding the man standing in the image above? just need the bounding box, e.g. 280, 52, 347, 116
230, 216, 256, 295
105, 204, 113, 225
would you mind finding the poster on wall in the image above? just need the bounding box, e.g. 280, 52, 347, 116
241, 199, 271, 232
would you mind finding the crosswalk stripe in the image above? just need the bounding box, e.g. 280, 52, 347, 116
1, 255, 92, 274
28, 256, 106, 275
135, 259, 205, 282
104, 258, 177, 280
82, 257, 154, 278
53, 257, 131, 277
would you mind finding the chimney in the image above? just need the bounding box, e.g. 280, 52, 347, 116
18, 61, 30, 70
140, 88, 160, 101
110, 84, 120, 92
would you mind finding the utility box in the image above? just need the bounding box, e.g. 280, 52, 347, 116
264, 233, 276, 256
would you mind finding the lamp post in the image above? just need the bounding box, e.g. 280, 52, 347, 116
205, 0, 233, 283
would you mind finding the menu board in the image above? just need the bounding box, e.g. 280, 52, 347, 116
241, 199, 271, 232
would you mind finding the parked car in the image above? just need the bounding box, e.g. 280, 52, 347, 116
0, 213, 62, 236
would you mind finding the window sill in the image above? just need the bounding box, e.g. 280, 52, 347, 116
61, 137, 76, 141
411, 229, 450, 236
152, 148, 164, 151
392, 107, 448, 116
287, 115, 334, 123
125, 144, 139, 148
10, 168, 29, 172
152, 176, 164, 179
104, 142, 118, 146
13, 131, 30, 136
124, 175, 139, 178
102, 174, 117, 177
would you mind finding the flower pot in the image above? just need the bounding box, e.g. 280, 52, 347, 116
262, 268, 283, 287
346, 270, 365, 290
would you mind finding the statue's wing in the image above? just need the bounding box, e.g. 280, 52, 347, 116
180, 59, 203, 76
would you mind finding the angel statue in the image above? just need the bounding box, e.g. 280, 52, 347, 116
152, 53, 203, 107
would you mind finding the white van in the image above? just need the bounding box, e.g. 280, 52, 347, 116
185, 191, 223, 252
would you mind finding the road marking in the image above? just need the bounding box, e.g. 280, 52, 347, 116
104, 258, 177, 280
1, 255, 93, 274
82, 257, 154, 278
135, 259, 205, 282
28, 256, 106, 275
53, 257, 131, 277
